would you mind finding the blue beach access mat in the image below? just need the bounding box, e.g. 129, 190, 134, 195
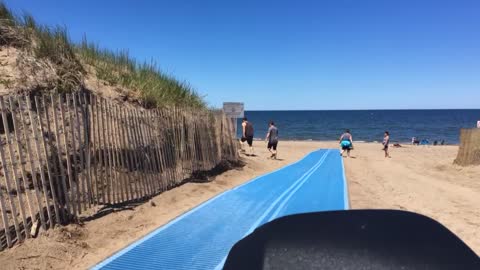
92, 149, 349, 270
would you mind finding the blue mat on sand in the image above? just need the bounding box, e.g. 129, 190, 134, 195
92, 149, 349, 270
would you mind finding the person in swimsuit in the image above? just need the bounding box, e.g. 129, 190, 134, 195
383, 131, 391, 158
265, 121, 279, 159
241, 117, 254, 156
339, 129, 353, 157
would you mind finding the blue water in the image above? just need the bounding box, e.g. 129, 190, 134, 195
236, 110, 480, 144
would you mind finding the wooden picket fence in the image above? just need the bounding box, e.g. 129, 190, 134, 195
0, 92, 238, 250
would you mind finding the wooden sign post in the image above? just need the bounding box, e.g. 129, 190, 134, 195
223, 102, 244, 138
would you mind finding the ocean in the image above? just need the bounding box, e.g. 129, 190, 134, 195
236, 110, 480, 144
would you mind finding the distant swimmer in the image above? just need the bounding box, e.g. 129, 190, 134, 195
383, 131, 391, 158
265, 121, 279, 159
339, 129, 353, 157
241, 117, 254, 156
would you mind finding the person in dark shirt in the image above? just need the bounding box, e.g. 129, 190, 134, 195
241, 117, 254, 156
265, 121, 279, 159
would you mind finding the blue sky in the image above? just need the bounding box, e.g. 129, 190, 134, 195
5, 0, 480, 110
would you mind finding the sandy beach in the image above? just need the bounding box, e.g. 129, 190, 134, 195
0, 141, 478, 269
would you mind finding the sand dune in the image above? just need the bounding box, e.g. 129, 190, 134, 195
0, 141, 478, 269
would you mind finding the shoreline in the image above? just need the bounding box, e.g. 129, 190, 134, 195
0, 141, 477, 269
247, 138, 459, 145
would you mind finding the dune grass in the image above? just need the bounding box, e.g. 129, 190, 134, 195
78, 38, 205, 108
0, 2, 205, 108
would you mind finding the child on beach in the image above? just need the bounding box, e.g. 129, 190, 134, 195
339, 129, 353, 157
383, 131, 391, 158
265, 121, 279, 159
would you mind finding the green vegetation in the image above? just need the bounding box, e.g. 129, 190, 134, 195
78, 38, 204, 108
0, 2, 205, 108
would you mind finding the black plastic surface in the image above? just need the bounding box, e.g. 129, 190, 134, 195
223, 210, 480, 270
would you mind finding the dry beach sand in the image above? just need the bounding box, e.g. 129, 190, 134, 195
0, 141, 478, 269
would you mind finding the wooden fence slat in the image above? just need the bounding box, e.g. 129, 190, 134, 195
176, 108, 184, 179
89, 94, 99, 204
107, 101, 123, 203
143, 110, 157, 194
73, 93, 87, 211
126, 107, 143, 197
42, 96, 64, 222
82, 93, 93, 207
107, 101, 122, 203
207, 112, 215, 169
0, 97, 28, 239
0, 141, 22, 241
165, 108, 176, 188
99, 99, 111, 204
50, 94, 71, 219
132, 109, 152, 196
66, 95, 82, 214
0, 188, 11, 246
148, 110, 164, 192
140, 110, 157, 193
123, 105, 134, 201
169, 107, 179, 183
216, 114, 222, 162
197, 111, 204, 171
144, 111, 160, 193
59, 95, 77, 216
159, 109, 171, 191
187, 110, 196, 174
95, 96, 106, 204
155, 109, 168, 190
139, 110, 159, 194
207, 114, 216, 168
27, 96, 55, 227
129, 108, 149, 196
121, 107, 139, 199
187, 110, 197, 173
0, 109, 20, 245
35, 96, 61, 225
104, 99, 116, 203
179, 108, 187, 178
200, 113, 207, 169
17, 96, 47, 230
104, 100, 114, 203
200, 113, 207, 170
114, 103, 126, 202
175, 107, 183, 181
8, 96, 36, 235
141, 110, 156, 194
113, 104, 130, 202
148, 110, 161, 191
162, 108, 172, 188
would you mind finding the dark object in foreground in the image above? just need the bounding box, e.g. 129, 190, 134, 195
224, 210, 480, 270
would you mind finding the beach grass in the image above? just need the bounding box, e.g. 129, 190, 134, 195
0, 2, 204, 108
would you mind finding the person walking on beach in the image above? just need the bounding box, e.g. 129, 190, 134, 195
339, 129, 353, 157
383, 131, 391, 158
241, 117, 254, 156
265, 121, 279, 159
